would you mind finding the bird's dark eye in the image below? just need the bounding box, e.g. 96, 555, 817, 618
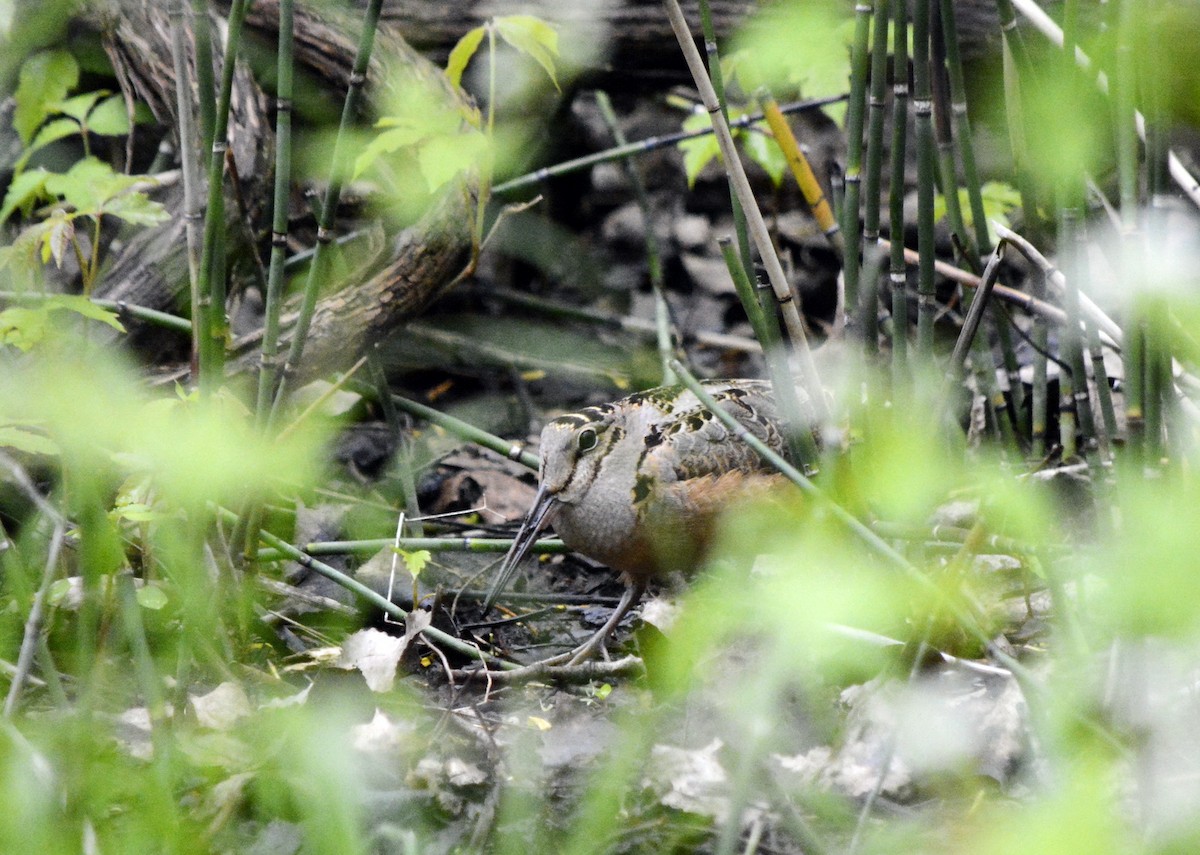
577, 428, 598, 453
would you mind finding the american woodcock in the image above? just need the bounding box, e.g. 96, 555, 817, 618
484, 379, 794, 664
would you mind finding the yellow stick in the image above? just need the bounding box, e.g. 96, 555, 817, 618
761, 94, 844, 256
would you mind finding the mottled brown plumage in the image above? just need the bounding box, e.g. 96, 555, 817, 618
485, 379, 793, 663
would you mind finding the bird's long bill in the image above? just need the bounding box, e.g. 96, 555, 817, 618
482, 483, 559, 613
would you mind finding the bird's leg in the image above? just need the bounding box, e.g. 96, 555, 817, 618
565, 580, 645, 666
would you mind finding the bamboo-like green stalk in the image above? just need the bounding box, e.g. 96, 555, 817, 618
1142, 299, 1166, 463
1090, 330, 1118, 449
168, 0, 203, 376
368, 358, 424, 541
942, 243, 1005, 398
1124, 314, 1146, 461
1056, 2, 1097, 452
664, 0, 827, 434
245, 63, 303, 572
190, 0, 217, 151
256, 536, 567, 560
1141, 328, 1162, 464
928, 1, 1017, 446
998, 3, 1052, 449
887, 0, 910, 384
492, 96, 844, 196
718, 238, 821, 467
216, 506, 515, 668
718, 237, 773, 350
595, 91, 676, 384
697, 0, 757, 295
1142, 68, 1169, 205
929, 13, 972, 264
3, 522, 63, 718
938, 0, 990, 263
386, 391, 540, 471
911, 0, 937, 355
194, 0, 249, 392
994, 0, 1043, 243
255, 0, 295, 422
993, 309, 1028, 440
1031, 269, 1050, 458
269, 0, 385, 420
839, 0, 874, 315
1080, 261, 1116, 457
1113, 0, 1137, 228
859, 0, 890, 354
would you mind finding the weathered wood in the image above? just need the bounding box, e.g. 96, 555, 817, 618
90, 0, 478, 379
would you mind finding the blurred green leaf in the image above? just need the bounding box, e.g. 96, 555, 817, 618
416, 131, 488, 193
13, 49, 79, 144
1094, 477, 1200, 637
1022, 73, 1109, 189
961, 760, 1129, 855
934, 182, 1021, 246
0, 349, 326, 508
0, 296, 124, 352
0, 168, 52, 223
0, 423, 59, 455
85, 94, 130, 136
48, 295, 125, 331
15, 118, 80, 173
43, 157, 163, 222
730, 0, 852, 124
101, 190, 168, 226
353, 81, 485, 193
110, 502, 157, 523
0, 305, 49, 350
48, 89, 106, 123
739, 125, 787, 186
136, 583, 169, 610
446, 24, 486, 89
494, 15, 560, 92
678, 112, 721, 187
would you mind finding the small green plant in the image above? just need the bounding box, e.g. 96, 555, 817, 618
934, 181, 1022, 246
353, 15, 560, 200
676, 95, 788, 188
11, 49, 149, 174
0, 156, 168, 296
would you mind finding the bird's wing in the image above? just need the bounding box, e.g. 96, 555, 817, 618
639, 381, 786, 484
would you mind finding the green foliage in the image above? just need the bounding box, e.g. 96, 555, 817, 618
397, 548, 432, 580
0, 295, 125, 351
12, 49, 141, 175
445, 14, 561, 92
13, 49, 80, 145
677, 106, 787, 188
0, 157, 168, 292
0, 347, 326, 508
934, 181, 1021, 247
354, 14, 560, 216
728, 0, 853, 124
351, 84, 488, 194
